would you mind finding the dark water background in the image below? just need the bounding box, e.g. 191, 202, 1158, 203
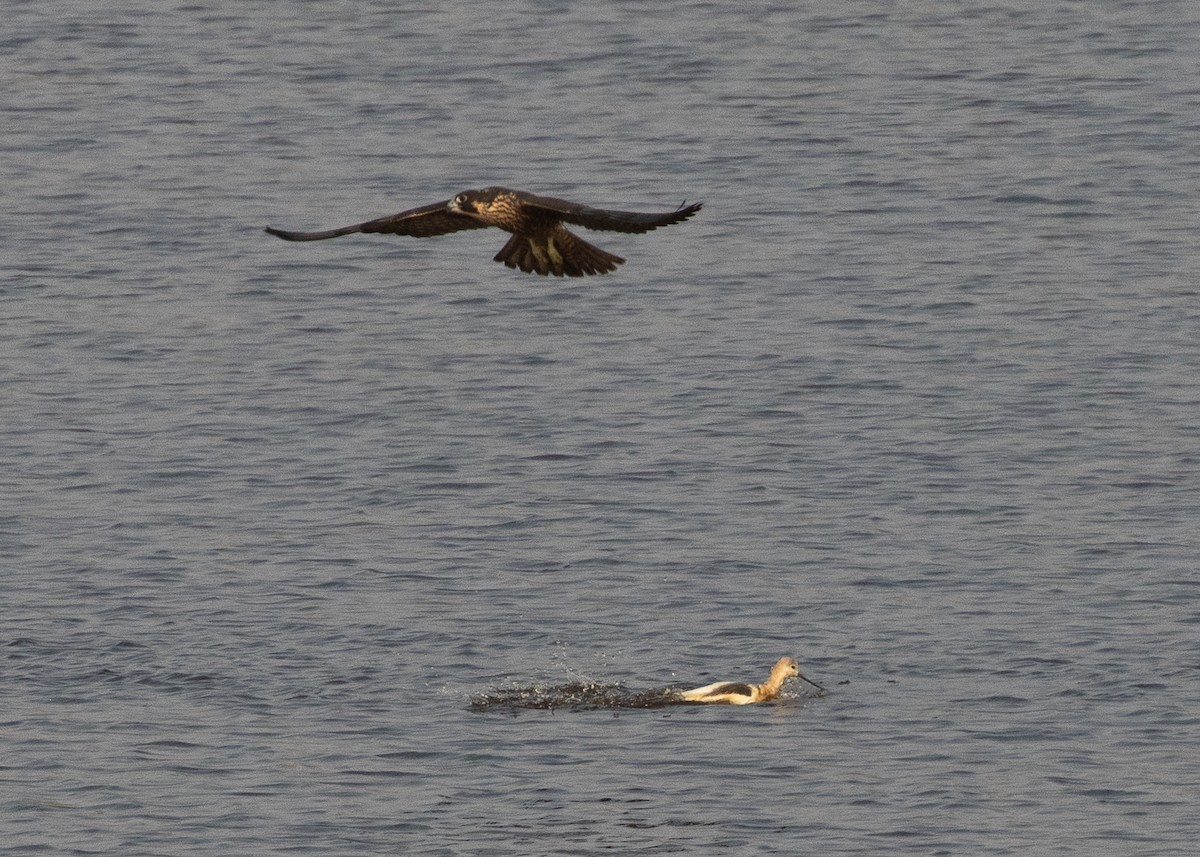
5, 2, 1199, 854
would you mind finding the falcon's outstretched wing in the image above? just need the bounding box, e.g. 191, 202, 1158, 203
519, 195, 703, 234
265, 200, 488, 242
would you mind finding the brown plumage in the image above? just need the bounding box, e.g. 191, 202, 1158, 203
265, 187, 702, 276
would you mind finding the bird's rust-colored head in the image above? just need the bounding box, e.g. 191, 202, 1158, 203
771, 656, 800, 682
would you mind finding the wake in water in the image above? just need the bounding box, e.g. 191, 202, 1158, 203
471, 655, 828, 712
468, 680, 826, 713
469, 681, 684, 712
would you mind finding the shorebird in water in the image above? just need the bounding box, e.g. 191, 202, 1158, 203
679, 656, 824, 704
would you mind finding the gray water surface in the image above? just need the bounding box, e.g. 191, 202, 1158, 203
5, 3, 1199, 855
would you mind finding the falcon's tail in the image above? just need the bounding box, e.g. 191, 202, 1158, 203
494, 230, 625, 277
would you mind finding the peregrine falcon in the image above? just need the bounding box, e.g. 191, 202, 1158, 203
265, 187, 702, 276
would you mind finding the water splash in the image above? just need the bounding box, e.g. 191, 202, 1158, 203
469, 681, 685, 712
469, 681, 825, 713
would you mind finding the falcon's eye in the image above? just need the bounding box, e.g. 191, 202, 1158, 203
454, 194, 467, 205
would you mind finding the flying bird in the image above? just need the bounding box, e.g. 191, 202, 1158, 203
265, 186, 702, 276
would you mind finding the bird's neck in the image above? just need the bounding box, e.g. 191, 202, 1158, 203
759, 667, 791, 698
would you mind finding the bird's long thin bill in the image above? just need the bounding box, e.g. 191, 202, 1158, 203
798, 672, 826, 695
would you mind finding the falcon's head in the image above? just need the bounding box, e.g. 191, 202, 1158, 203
448, 191, 478, 215
449, 187, 501, 213
448, 187, 517, 222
